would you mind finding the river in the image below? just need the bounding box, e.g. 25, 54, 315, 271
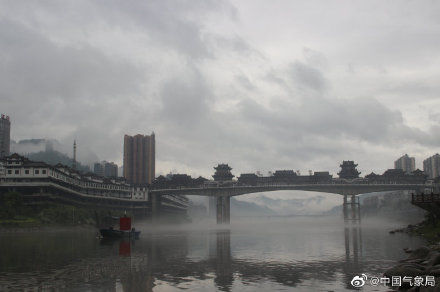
0, 216, 425, 291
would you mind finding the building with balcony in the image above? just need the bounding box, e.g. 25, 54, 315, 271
0, 154, 188, 216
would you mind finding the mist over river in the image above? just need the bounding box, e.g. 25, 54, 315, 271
0, 216, 425, 291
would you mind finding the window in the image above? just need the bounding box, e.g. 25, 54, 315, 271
15, 170, 19, 174
42, 170, 46, 174
7, 170, 12, 174
35, 170, 40, 174
25, 170, 30, 174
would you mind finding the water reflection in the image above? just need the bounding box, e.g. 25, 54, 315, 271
343, 224, 363, 290
0, 219, 426, 291
214, 230, 232, 291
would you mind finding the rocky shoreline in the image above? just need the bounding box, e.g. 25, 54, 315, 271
385, 221, 440, 290
384, 245, 440, 291
389, 224, 418, 235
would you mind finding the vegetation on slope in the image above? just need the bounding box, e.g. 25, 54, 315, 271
0, 191, 123, 228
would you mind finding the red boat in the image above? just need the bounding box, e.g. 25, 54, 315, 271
99, 216, 140, 239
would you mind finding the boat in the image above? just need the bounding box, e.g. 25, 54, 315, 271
99, 216, 140, 239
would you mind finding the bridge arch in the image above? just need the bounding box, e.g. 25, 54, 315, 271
150, 183, 426, 224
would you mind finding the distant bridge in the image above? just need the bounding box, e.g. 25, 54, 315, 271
150, 183, 426, 197
150, 182, 427, 224
0, 154, 430, 224
0, 177, 427, 224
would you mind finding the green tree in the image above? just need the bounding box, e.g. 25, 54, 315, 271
0, 192, 24, 219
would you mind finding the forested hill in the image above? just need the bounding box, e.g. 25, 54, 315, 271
27, 150, 90, 173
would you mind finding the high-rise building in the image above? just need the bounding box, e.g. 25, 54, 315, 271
0, 114, 10, 158
104, 161, 118, 178
394, 154, 415, 174
94, 162, 104, 177
123, 133, 155, 185
423, 154, 440, 179
94, 161, 118, 178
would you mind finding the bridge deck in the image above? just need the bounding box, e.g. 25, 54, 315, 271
151, 183, 426, 196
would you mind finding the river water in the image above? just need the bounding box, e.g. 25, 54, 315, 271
0, 216, 426, 291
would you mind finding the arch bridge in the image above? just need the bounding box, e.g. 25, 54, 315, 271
150, 183, 427, 224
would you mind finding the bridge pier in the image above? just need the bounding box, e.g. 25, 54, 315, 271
216, 196, 230, 224
209, 197, 217, 218
343, 195, 348, 222
343, 194, 360, 222
151, 193, 161, 222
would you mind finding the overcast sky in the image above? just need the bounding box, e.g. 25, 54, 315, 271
1, 0, 440, 178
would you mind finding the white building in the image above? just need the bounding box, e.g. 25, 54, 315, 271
0, 154, 189, 211
394, 154, 415, 174
423, 154, 440, 179
1, 153, 145, 200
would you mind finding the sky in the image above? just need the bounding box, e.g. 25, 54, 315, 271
1, 0, 440, 179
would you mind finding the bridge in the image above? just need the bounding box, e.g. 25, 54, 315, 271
150, 182, 427, 224
0, 154, 429, 224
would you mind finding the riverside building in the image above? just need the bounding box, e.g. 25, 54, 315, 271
0, 154, 188, 215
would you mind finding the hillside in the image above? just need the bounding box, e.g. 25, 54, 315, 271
27, 150, 90, 173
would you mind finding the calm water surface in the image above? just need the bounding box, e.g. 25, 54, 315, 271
0, 216, 425, 291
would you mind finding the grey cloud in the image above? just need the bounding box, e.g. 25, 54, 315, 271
290, 61, 327, 92
1, 0, 440, 179
0, 17, 146, 163
0, 19, 142, 101
159, 68, 212, 128
235, 75, 256, 91
91, 0, 238, 59
302, 47, 328, 69
380, 81, 440, 102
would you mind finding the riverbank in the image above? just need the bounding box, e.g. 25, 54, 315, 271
0, 224, 97, 233
384, 220, 440, 289
0, 205, 120, 229
384, 245, 440, 290
390, 220, 440, 243
0, 191, 127, 229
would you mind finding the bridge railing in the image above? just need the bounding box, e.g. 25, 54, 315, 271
150, 181, 426, 192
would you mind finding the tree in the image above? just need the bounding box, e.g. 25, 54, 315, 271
0, 192, 24, 219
